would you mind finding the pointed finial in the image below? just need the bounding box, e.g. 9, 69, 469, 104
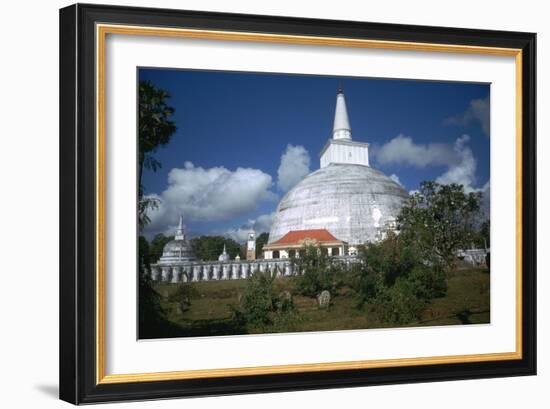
175, 214, 185, 240
333, 86, 352, 140
337, 82, 343, 94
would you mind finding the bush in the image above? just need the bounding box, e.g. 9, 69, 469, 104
353, 232, 448, 325
293, 245, 345, 297
167, 284, 199, 313
377, 278, 426, 325
398, 181, 482, 270
232, 271, 297, 330
407, 264, 447, 300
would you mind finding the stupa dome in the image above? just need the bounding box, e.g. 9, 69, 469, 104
268, 163, 408, 245
158, 216, 196, 264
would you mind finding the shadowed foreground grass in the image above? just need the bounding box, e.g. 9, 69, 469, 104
140, 267, 489, 339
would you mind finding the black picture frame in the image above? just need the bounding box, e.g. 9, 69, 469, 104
59, 3, 536, 405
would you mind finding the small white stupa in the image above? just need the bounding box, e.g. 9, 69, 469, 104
218, 244, 230, 262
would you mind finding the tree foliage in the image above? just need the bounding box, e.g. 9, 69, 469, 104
167, 284, 199, 314
255, 232, 269, 259
472, 219, 490, 249
351, 181, 485, 325
138, 80, 177, 187
136, 81, 177, 337
398, 181, 482, 270
139, 236, 151, 275
138, 80, 177, 230
232, 271, 296, 329
354, 233, 446, 325
292, 245, 345, 297
190, 235, 242, 261
141, 233, 173, 264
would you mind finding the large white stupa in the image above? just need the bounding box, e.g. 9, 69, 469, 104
268, 87, 409, 246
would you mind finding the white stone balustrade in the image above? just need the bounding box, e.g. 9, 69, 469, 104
149, 256, 358, 283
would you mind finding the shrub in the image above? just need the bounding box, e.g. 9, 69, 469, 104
238, 271, 276, 327
293, 245, 345, 297
232, 271, 298, 331
398, 181, 482, 270
377, 278, 426, 325
353, 231, 448, 325
167, 284, 199, 313
406, 264, 447, 300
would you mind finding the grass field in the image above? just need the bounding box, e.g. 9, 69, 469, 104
149, 267, 490, 338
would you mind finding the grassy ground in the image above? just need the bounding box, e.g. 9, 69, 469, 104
149, 267, 490, 338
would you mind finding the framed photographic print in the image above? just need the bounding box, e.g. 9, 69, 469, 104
59, 3, 536, 404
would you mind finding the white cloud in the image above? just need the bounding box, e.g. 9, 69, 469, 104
445, 96, 490, 136
378, 134, 489, 196
435, 135, 478, 192
222, 212, 275, 243
277, 144, 311, 191
429, 134, 489, 198
374, 134, 457, 168
389, 173, 403, 187
144, 162, 276, 235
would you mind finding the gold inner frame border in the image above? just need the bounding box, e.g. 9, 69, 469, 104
95, 23, 523, 385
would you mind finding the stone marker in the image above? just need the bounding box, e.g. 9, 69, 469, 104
317, 290, 331, 308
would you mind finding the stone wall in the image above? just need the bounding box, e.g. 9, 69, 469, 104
150, 256, 358, 283
458, 248, 490, 266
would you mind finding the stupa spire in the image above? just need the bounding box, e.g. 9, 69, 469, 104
175, 215, 185, 240
332, 86, 352, 140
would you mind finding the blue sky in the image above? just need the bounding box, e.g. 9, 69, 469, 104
140, 68, 490, 241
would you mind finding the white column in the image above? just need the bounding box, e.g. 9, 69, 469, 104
231, 264, 240, 280
212, 265, 220, 280
222, 264, 230, 280
275, 263, 282, 277
161, 266, 171, 282
241, 263, 249, 279
284, 262, 291, 277
151, 266, 161, 282
192, 265, 201, 282
171, 267, 180, 283
202, 264, 210, 281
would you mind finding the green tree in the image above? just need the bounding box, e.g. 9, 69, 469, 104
350, 181, 482, 325
137, 81, 177, 338
474, 219, 490, 249
190, 236, 242, 261
167, 284, 199, 314
398, 181, 482, 270
233, 271, 296, 330
255, 232, 269, 259
292, 245, 344, 297
138, 80, 177, 189
148, 233, 174, 264
139, 236, 151, 276
138, 80, 177, 229
238, 271, 277, 327
353, 235, 445, 325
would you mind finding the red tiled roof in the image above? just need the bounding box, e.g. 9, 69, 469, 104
272, 229, 340, 245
